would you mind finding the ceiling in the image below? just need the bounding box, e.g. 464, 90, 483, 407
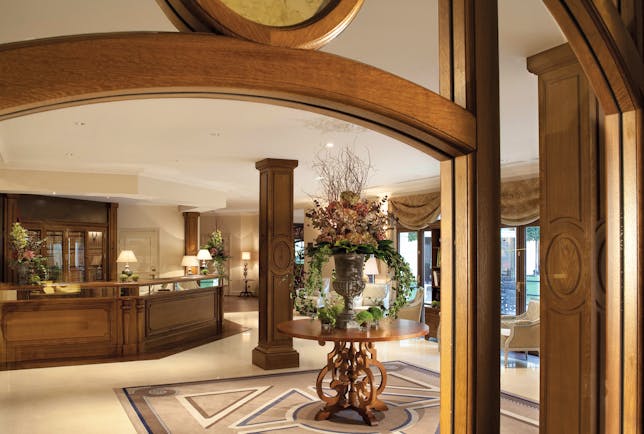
0, 0, 565, 214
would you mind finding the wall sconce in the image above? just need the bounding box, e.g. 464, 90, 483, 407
364, 255, 379, 283
241, 251, 251, 280
116, 250, 137, 277
180, 255, 199, 276
197, 249, 213, 274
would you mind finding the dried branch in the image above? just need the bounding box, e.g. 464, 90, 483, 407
312, 146, 372, 202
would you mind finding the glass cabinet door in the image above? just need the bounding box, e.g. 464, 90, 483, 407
67, 231, 85, 282
86, 230, 104, 281
46, 231, 64, 281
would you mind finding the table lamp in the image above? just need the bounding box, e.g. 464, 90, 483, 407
197, 249, 213, 274
241, 251, 251, 280
364, 255, 379, 283
180, 255, 199, 276
116, 250, 137, 277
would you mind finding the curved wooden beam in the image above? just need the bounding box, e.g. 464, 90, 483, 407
0, 32, 475, 159
544, 0, 644, 113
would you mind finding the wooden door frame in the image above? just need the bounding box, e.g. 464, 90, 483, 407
542, 1, 643, 432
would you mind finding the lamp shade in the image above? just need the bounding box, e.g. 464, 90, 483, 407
197, 249, 213, 261
241, 251, 251, 261
364, 256, 379, 276
116, 250, 137, 263
180, 255, 199, 267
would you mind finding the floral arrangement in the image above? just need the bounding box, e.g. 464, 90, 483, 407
9, 222, 48, 285
306, 191, 388, 253
294, 146, 415, 319
203, 229, 230, 276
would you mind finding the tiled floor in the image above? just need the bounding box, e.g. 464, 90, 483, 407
0, 299, 539, 433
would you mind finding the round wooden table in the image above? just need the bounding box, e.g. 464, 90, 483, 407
277, 318, 428, 426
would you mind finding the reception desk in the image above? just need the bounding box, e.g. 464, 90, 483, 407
0, 276, 223, 369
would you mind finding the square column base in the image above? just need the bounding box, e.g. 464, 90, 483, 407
252, 345, 299, 370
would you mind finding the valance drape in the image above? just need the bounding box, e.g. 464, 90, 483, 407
500, 177, 539, 226
388, 191, 441, 230
387, 177, 539, 230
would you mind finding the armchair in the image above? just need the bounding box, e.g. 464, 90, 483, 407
396, 287, 424, 322
500, 300, 540, 367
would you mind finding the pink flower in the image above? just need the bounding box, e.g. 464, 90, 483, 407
22, 250, 35, 260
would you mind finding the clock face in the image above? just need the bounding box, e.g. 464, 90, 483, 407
159, 0, 363, 48
220, 0, 332, 27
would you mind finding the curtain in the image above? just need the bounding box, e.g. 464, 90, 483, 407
500, 177, 539, 226
388, 191, 441, 230
387, 177, 539, 229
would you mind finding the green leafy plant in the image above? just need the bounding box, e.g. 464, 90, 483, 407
9, 222, 48, 285
202, 229, 230, 277
431, 300, 440, 309
131, 274, 139, 282
317, 306, 337, 326
367, 306, 384, 321
291, 243, 331, 316
355, 310, 373, 326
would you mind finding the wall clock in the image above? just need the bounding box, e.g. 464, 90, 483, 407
157, 0, 364, 49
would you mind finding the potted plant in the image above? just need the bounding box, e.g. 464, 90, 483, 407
297, 146, 415, 327
202, 229, 230, 277
367, 306, 384, 328
9, 222, 48, 285
355, 310, 373, 330
317, 306, 336, 331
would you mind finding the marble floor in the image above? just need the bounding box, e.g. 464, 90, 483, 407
0, 304, 539, 433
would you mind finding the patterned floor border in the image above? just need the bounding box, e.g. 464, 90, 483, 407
117, 360, 538, 434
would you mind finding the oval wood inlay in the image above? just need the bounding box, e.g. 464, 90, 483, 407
272, 239, 292, 270
545, 235, 581, 296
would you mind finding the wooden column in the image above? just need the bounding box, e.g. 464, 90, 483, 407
540, 2, 644, 431
528, 43, 605, 434
438, 0, 501, 432
183, 211, 200, 275
253, 158, 299, 370
107, 202, 119, 281
183, 212, 200, 255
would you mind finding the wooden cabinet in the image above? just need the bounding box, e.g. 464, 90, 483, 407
31, 227, 105, 283
2, 194, 116, 283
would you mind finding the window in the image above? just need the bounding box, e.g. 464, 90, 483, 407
500, 224, 540, 315
397, 225, 440, 304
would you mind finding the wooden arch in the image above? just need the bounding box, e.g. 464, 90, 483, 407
0, 32, 474, 160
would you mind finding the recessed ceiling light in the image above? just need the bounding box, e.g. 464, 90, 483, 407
325, 142, 334, 148
74, 121, 86, 126
209, 132, 220, 137
52, 191, 56, 195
